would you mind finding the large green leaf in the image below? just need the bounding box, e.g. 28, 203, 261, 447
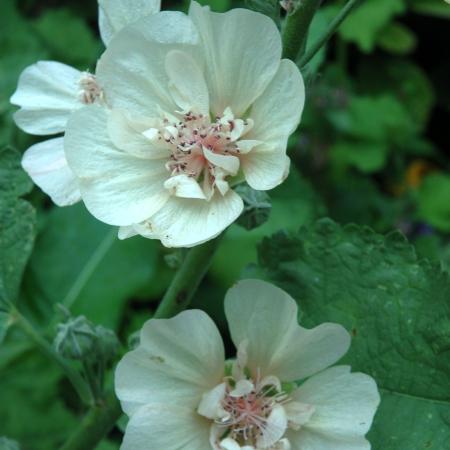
338, 0, 406, 52
0, 147, 35, 302
254, 218, 450, 449
417, 173, 450, 232
23, 204, 158, 329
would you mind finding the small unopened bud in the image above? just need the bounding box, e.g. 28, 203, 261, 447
235, 184, 271, 230
54, 316, 96, 360
94, 325, 120, 365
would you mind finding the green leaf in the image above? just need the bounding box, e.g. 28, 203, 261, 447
330, 140, 389, 173
377, 22, 417, 55
33, 9, 100, 69
411, 0, 450, 19
0, 437, 20, 450
417, 173, 450, 232
338, 0, 406, 52
0, 312, 12, 345
255, 218, 450, 449
23, 204, 158, 328
0, 147, 36, 302
0, 349, 77, 450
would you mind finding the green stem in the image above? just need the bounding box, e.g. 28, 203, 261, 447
298, 0, 361, 67
154, 234, 223, 319
11, 306, 94, 406
59, 393, 122, 450
282, 0, 322, 61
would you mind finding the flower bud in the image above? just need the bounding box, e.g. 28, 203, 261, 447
54, 316, 96, 360
94, 325, 120, 366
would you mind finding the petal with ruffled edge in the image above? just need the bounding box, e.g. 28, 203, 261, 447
189, 1, 281, 117
121, 403, 210, 450
115, 310, 224, 415
10, 61, 82, 135
287, 366, 380, 450
65, 105, 169, 226
242, 59, 304, 190
21, 137, 80, 206
224, 280, 351, 382
97, 11, 201, 118
98, 0, 161, 46
134, 190, 243, 247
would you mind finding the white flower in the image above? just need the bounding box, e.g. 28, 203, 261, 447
115, 279, 380, 450
10, 0, 160, 206
63, 2, 305, 247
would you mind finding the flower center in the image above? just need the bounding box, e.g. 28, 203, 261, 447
150, 107, 256, 200
217, 379, 288, 448
78, 73, 103, 104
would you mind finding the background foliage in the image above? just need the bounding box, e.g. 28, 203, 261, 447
0, 0, 449, 449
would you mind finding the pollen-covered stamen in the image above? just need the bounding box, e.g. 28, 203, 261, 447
78, 73, 103, 104
153, 108, 254, 199
216, 377, 289, 448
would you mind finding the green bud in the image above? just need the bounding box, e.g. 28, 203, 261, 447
54, 316, 96, 360
234, 184, 271, 230
94, 325, 120, 366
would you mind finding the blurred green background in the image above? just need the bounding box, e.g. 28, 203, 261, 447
0, 0, 449, 449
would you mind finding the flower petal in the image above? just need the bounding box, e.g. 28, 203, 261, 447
121, 403, 210, 450
224, 280, 351, 382
136, 189, 243, 247
189, 1, 281, 117
98, 0, 161, 46
165, 50, 209, 115
97, 11, 200, 117
290, 366, 379, 447
242, 59, 304, 191
115, 310, 224, 415
21, 137, 81, 206
164, 174, 206, 199
10, 61, 82, 135
65, 105, 169, 226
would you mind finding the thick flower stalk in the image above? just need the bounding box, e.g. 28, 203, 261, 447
12, 1, 304, 247
10, 0, 161, 206
116, 279, 380, 450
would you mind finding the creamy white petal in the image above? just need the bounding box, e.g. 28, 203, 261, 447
21, 137, 81, 206
287, 430, 370, 450
139, 189, 243, 247
165, 50, 209, 115
224, 280, 351, 382
189, 1, 281, 117
10, 61, 82, 135
65, 105, 169, 226
121, 403, 210, 450
284, 402, 315, 430
97, 11, 200, 117
242, 60, 304, 190
108, 109, 169, 159
204, 147, 240, 176
164, 174, 206, 199
98, 0, 161, 46
256, 404, 288, 448
291, 366, 380, 443
116, 309, 224, 415
197, 382, 227, 419
118, 225, 139, 240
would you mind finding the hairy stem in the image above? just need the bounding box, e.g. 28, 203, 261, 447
11, 305, 94, 406
154, 234, 224, 319
299, 0, 361, 67
59, 393, 122, 450
282, 0, 322, 61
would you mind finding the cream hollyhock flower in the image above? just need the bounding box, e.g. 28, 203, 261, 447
63, 2, 305, 247
9, 0, 160, 206
115, 280, 380, 450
